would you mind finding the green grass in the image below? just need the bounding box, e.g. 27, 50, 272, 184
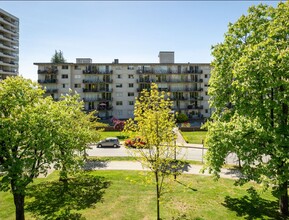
99, 131, 207, 144
0, 170, 280, 220
181, 131, 207, 144
99, 131, 128, 140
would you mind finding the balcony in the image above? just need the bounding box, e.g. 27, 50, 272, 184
170, 87, 203, 92
169, 96, 188, 101
137, 79, 155, 83
45, 89, 58, 93
83, 97, 113, 102
187, 69, 203, 74
83, 79, 113, 83
38, 79, 57, 84
137, 69, 153, 74
188, 96, 203, 101
97, 106, 113, 111
83, 88, 113, 93
187, 105, 203, 110
38, 68, 58, 74
83, 70, 98, 74
83, 70, 113, 74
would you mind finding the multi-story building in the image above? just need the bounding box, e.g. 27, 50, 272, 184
0, 9, 19, 80
34, 52, 211, 121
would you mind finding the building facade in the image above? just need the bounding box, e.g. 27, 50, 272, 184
0, 9, 19, 80
35, 52, 211, 121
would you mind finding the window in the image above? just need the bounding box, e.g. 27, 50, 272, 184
204, 74, 208, 78
62, 65, 68, 69
74, 84, 81, 88
128, 83, 134, 88
61, 74, 68, 79
116, 83, 122, 88
205, 109, 208, 113
128, 92, 134, 97
74, 75, 81, 79
128, 101, 134, 105
128, 74, 134, 79
128, 66, 134, 70
74, 65, 81, 70
62, 84, 66, 88
117, 110, 123, 116
128, 110, 133, 116
116, 101, 123, 106
116, 92, 123, 97
117, 74, 121, 79
205, 92, 208, 96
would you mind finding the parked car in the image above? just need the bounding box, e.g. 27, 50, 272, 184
96, 137, 120, 148
124, 137, 147, 148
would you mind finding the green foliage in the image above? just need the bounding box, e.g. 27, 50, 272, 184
0, 76, 100, 219
205, 1, 289, 215
51, 50, 66, 63
176, 113, 189, 123
124, 83, 181, 219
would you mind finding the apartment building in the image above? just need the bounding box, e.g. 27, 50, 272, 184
0, 9, 19, 80
35, 52, 211, 121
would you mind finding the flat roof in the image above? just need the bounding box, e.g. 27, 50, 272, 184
34, 62, 211, 65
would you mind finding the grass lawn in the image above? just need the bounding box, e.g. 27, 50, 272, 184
99, 131, 128, 140
181, 131, 207, 144
100, 131, 207, 145
0, 170, 279, 220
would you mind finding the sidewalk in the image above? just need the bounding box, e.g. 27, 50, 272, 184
84, 161, 242, 180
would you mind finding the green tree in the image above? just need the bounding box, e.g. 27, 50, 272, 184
51, 50, 66, 63
204, 2, 289, 216
176, 112, 189, 123
0, 76, 99, 220
50, 92, 101, 188
125, 83, 184, 220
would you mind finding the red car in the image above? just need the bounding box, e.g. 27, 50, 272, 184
124, 137, 146, 148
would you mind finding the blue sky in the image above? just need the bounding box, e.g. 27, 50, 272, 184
1, 1, 280, 81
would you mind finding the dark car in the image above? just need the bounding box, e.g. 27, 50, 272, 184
96, 137, 120, 148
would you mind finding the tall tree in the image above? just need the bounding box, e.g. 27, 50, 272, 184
52, 92, 101, 187
204, 2, 289, 216
0, 77, 99, 220
51, 50, 66, 63
125, 83, 183, 220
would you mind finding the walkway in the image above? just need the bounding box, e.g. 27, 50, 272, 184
83, 161, 242, 180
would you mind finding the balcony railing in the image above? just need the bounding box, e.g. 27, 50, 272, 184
188, 96, 203, 101
38, 79, 57, 84
187, 105, 203, 110
97, 106, 113, 111
83, 79, 113, 83
83, 88, 113, 93
83, 70, 113, 74
45, 89, 58, 93
38, 69, 58, 74
169, 97, 188, 101
83, 97, 113, 102
169, 87, 203, 92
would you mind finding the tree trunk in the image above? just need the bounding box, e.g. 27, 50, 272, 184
279, 181, 288, 216
155, 171, 160, 220
13, 192, 25, 220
